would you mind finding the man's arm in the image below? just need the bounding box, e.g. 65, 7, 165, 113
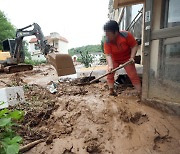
130, 45, 138, 62
104, 42, 114, 72
106, 54, 113, 72
126, 32, 138, 62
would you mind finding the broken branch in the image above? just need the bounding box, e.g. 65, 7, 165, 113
19, 139, 44, 153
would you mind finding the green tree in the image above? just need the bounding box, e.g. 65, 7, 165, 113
78, 50, 94, 68
23, 41, 31, 60
0, 10, 16, 50
101, 36, 106, 52
68, 44, 102, 56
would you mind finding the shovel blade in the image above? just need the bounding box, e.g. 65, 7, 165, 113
47, 53, 76, 76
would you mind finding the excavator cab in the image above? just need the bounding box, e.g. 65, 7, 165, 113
0, 39, 14, 62
0, 40, 13, 71
0, 39, 32, 73
2, 39, 25, 64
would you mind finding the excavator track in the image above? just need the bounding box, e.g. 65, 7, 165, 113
4, 64, 33, 73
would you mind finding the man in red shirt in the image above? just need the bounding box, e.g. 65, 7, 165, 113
103, 20, 141, 96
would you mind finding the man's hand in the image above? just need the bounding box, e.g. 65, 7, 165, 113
107, 65, 113, 73
106, 54, 114, 73
129, 57, 135, 63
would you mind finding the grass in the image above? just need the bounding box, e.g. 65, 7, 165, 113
24, 59, 47, 66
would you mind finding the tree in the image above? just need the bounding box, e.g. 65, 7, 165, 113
23, 41, 31, 60
79, 50, 94, 68
68, 44, 102, 56
0, 10, 16, 50
101, 36, 106, 52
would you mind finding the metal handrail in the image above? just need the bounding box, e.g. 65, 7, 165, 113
126, 7, 143, 31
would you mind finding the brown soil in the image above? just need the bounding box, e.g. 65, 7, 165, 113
0, 64, 179, 154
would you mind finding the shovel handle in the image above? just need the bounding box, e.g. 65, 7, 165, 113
89, 60, 133, 84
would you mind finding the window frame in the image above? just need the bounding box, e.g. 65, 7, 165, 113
157, 0, 180, 80
164, 0, 180, 28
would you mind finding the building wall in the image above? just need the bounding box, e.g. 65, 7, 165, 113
29, 43, 41, 55
146, 0, 180, 104
29, 32, 68, 61
29, 43, 35, 55
48, 40, 68, 54
58, 41, 68, 54
31, 54, 46, 61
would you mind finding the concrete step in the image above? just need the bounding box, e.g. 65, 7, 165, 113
0, 86, 25, 109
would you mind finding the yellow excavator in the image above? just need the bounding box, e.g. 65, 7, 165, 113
0, 23, 76, 76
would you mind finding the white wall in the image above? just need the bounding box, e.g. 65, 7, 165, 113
31, 54, 46, 61
58, 41, 68, 54
29, 43, 40, 55
28, 42, 45, 61
29, 43, 34, 55
48, 40, 68, 54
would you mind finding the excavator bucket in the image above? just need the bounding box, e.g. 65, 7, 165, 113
47, 53, 76, 76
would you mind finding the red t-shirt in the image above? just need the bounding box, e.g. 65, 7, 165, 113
104, 31, 137, 62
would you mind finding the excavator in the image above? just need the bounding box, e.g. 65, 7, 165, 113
0, 23, 76, 76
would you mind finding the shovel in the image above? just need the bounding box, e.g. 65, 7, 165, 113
78, 60, 133, 85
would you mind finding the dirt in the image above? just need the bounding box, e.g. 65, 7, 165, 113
0, 64, 180, 154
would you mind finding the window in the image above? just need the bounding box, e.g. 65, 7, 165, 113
55, 42, 58, 48
161, 37, 180, 85
166, 0, 180, 27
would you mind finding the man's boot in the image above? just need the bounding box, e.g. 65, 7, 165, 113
109, 88, 117, 96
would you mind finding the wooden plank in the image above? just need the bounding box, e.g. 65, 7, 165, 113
157, 39, 164, 80
151, 26, 180, 40
117, 8, 125, 24
164, 37, 180, 45
141, 0, 154, 100
114, 0, 144, 9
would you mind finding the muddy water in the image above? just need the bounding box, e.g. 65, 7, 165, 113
0, 65, 179, 154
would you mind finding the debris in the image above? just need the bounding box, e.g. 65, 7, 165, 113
58, 77, 73, 83
86, 140, 102, 153
0, 80, 11, 87
130, 112, 149, 125
153, 128, 171, 150
19, 139, 44, 153
0, 64, 179, 154
10, 73, 26, 86
46, 135, 56, 145
118, 108, 131, 123
47, 81, 57, 94
62, 146, 74, 154
43, 72, 48, 76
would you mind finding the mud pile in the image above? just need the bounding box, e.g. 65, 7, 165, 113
0, 65, 179, 154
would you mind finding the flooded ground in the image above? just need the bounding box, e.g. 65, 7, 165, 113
0, 64, 179, 154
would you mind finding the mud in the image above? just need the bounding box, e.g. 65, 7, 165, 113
0, 65, 180, 154
70, 76, 98, 86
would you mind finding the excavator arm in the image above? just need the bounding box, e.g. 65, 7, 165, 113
14, 23, 53, 63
